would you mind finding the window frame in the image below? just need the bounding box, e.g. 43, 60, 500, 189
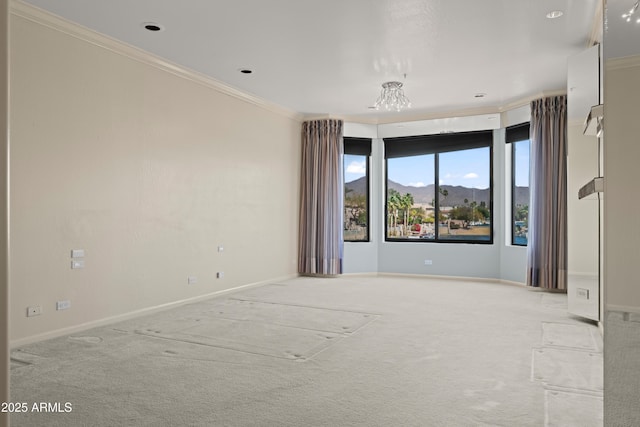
383, 130, 494, 244
506, 122, 530, 247
343, 137, 372, 242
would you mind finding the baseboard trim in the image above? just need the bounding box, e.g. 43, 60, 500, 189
606, 304, 640, 315
340, 272, 381, 278
10, 274, 298, 348
499, 279, 527, 287
373, 271, 526, 287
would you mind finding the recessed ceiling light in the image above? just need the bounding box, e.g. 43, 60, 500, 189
142, 22, 164, 32
238, 68, 253, 74
546, 10, 564, 19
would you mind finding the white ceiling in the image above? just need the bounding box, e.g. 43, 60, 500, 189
605, 0, 640, 59
21, 0, 606, 122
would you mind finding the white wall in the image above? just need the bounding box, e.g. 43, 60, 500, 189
603, 54, 640, 427
604, 57, 640, 311
9, 12, 301, 345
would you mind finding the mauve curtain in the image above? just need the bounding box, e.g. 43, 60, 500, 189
298, 119, 344, 276
526, 95, 568, 290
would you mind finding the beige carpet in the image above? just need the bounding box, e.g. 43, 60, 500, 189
604, 310, 640, 426
10, 275, 602, 426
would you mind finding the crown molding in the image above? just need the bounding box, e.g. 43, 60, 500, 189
329, 89, 565, 126
10, 1, 304, 122
606, 54, 640, 71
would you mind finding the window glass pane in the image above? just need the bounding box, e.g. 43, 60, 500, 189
386, 154, 435, 240
344, 154, 368, 241
513, 139, 530, 245
438, 147, 491, 241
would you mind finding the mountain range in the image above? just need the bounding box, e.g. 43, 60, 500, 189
345, 177, 529, 207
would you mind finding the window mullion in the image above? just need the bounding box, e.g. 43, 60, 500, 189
434, 153, 440, 241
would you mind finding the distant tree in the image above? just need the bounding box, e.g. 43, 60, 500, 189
515, 204, 528, 222
387, 189, 401, 236
439, 187, 450, 232
470, 201, 478, 222
450, 206, 472, 222
345, 190, 367, 227
409, 206, 426, 225
475, 204, 490, 221
439, 187, 449, 207
400, 193, 414, 235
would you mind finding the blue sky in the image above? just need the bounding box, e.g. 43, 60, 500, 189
387, 147, 490, 189
344, 154, 367, 183
346, 142, 530, 189
514, 139, 530, 187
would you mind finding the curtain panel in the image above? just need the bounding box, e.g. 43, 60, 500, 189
298, 119, 344, 276
526, 95, 568, 290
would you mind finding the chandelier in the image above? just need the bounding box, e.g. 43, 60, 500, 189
622, 0, 640, 22
374, 81, 411, 112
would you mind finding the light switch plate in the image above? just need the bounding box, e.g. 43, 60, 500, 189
56, 300, 71, 310
71, 249, 85, 258
577, 288, 590, 299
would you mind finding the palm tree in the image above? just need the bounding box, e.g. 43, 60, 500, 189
401, 193, 414, 236
439, 187, 449, 206
387, 189, 401, 236
470, 201, 478, 223
439, 187, 450, 233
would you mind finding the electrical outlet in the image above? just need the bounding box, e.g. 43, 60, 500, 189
27, 306, 42, 317
424, 259, 433, 265
56, 300, 71, 311
71, 260, 85, 269
217, 246, 224, 252
217, 272, 224, 279
188, 276, 197, 285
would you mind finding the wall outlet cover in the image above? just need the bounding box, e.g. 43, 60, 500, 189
27, 306, 42, 317
71, 260, 85, 269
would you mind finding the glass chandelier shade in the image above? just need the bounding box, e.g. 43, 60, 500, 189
374, 81, 411, 112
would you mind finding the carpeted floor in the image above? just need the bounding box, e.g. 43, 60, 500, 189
10, 275, 603, 426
